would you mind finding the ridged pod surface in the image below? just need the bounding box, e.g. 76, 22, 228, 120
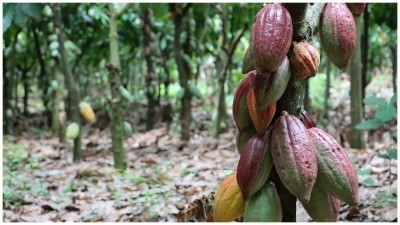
289, 41, 320, 78
346, 3, 367, 17
232, 72, 256, 131
236, 126, 257, 155
308, 127, 358, 206
253, 57, 291, 111
213, 171, 245, 222
251, 3, 293, 73
271, 112, 318, 203
300, 110, 316, 129
237, 132, 273, 200
319, 3, 356, 69
247, 83, 276, 133
243, 182, 282, 222
302, 184, 341, 222
242, 45, 255, 74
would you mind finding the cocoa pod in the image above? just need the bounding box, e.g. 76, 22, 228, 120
289, 41, 320, 78
346, 3, 367, 17
236, 126, 257, 155
308, 127, 359, 206
271, 112, 318, 203
243, 181, 282, 222
214, 171, 245, 222
233, 72, 256, 131
237, 131, 273, 200
302, 184, 340, 222
253, 57, 291, 111
247, 83, 276, 133
251, 3, 293, 73
242, 45, 255, 74
79, 101, 96, 123
300, 110, 316, 129
319, 3, 357, 69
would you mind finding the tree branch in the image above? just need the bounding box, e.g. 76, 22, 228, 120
115, 3, 130, 18
181, 3, 192, 18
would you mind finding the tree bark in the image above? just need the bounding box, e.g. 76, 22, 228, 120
171, 3, 193, 141
361, 5, 369, 112
52, 3, 82, 161
324, 59, 331, 119
390, 45, 397, 93
349, 16, 365, 149
275, 3, 325, 221
107, 3, 127, 171
142, 8, 158, 131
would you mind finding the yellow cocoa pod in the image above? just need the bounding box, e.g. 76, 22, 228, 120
79, 101, 96, 123
213, 171, 245, 222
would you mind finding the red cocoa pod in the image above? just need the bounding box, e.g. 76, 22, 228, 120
320, 3, 356, 69
300, 110, 316, 129
233, 72, 256, 131
237, 131, 273, 200
290, 41, 320, 78
302, 184, 341, 222
346, 3, 367, 17
236, 126, 257, 155
308, 127, 359, 206
247, 84, 276, 133
242, 45, 255, 74
271, 112, 318, 203
251, 3, 293, 74
253, 57, 291, 111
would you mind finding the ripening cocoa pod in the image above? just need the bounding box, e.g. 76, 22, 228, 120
79, 101, 96, 123
247, 84, 276, 133
271, 112, 318, 203
302, 184, 341, 222
66, 122, 80, 139
233, 72, 256, 131
242, 45, 255, 74
308, 127, 359, 206
236, 126, 257, 155
290, 41, 320, 78
237, 132, 273, 200
244, 181, 282, 222
300, 110, 316, 129
253, 57, 291, 111
319, 3, 357, 69
346, 3, 367, 17
213, 171, 245, 222
251, 3, 293, 74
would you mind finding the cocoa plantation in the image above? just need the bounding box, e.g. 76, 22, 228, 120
3, 3, 397, 222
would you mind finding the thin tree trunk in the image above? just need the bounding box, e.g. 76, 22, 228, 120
390, 45, 397, 93
324, 59, 331, 119
22, 69, 29, 116
142, 8, 158, 131
361, 5, 369, 112
171, 3, 193, 141
304, 79, 310, 112
52, 3, 82, 161
107, 3, 127, 170
349, 16, 365, 149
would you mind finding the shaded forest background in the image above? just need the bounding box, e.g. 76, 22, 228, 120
2, 3, 397, 222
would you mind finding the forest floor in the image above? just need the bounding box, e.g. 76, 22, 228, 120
3, 72, 397, 222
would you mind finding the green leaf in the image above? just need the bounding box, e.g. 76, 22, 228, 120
357, 168, 372, 175
360, 177, 375, 186
3, 4, 15, 33
363, 96, 387, 106
377, 193, 397, 201
189, 84, 202, 99
390, 92, 397, 105
388, 148, 397, 160
376, 105, 397, 122
377, 153, 391, 160
21, 3, 41, 21
355, 119, 383, 130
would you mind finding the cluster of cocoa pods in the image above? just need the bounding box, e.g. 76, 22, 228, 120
213, 3, 365, 222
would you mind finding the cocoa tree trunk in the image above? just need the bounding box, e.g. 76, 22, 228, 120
275, 3, 326, 221
349, 16, 365, 149
52, 3, 82, 161
390, 45, 397, 93
361, 5, 369, 110
324, 58, 331, 119
107, 3, 128, 171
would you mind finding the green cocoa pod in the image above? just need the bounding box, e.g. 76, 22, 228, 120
235, 126, 257, 156
308, 127, 359, 206
237, 131, 273, 200
244, 181, 282, 222
302, 184, 341, 222
319, 3, 356, 69
252, 57, 291, 112
66, 122, 80, 139
271, 112, 318, 203
123, 121, 133, 136
242, 45, 255, 74
233, 72, 256, 131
